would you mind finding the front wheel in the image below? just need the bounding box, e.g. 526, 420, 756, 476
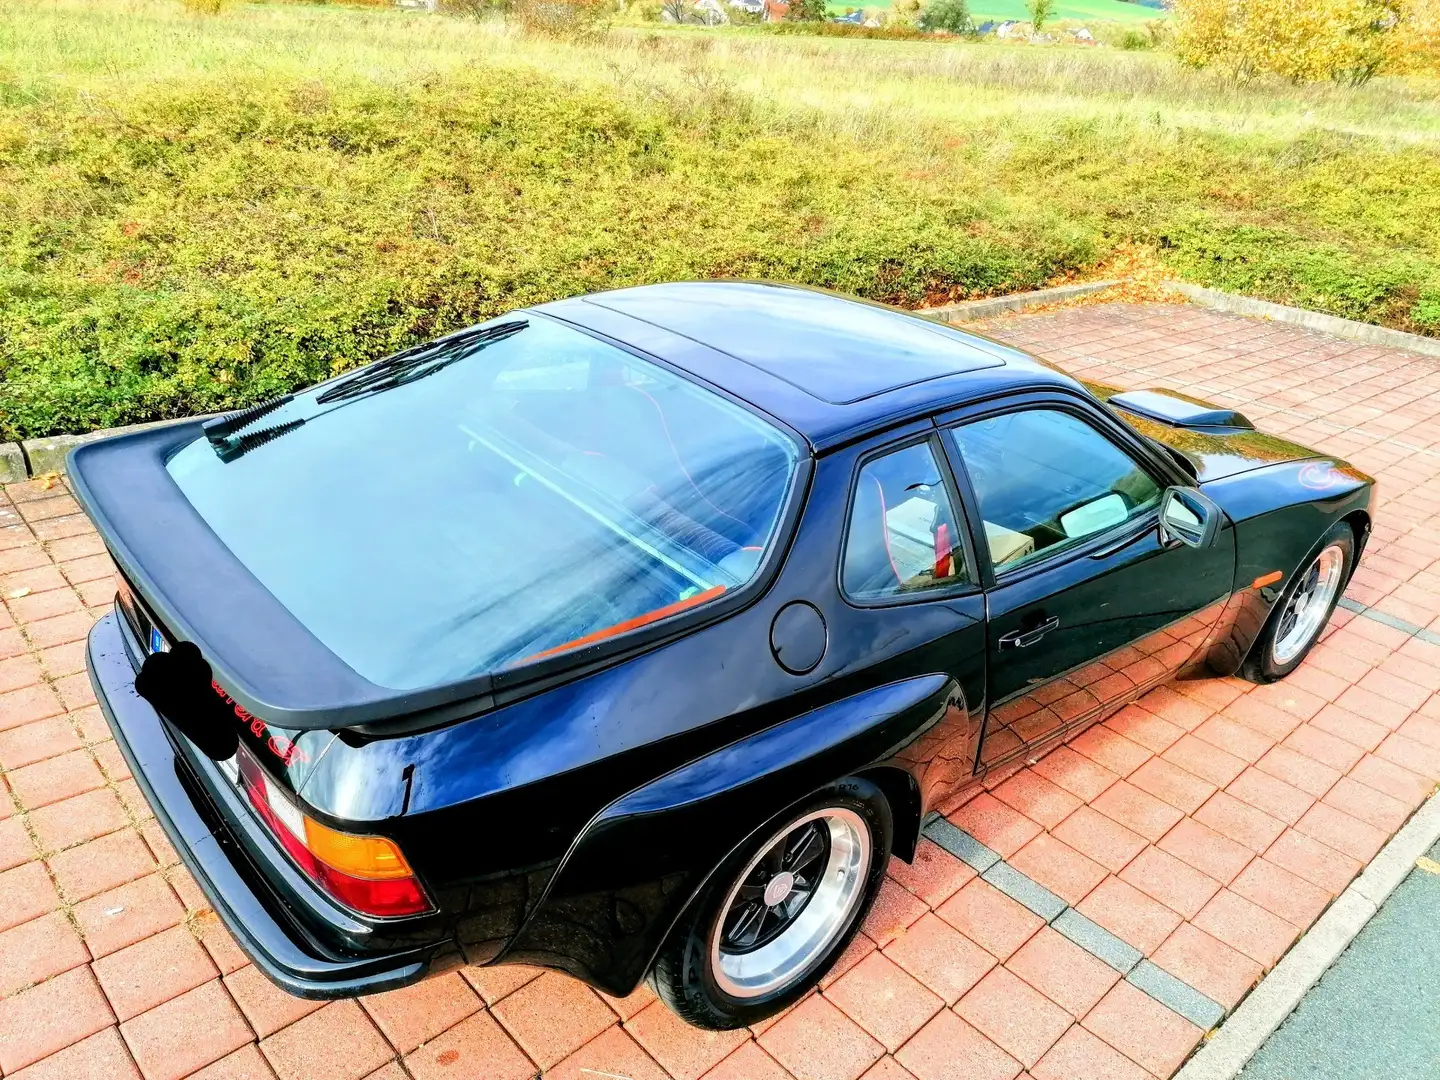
1241, 522, 1354, 683
648, 778, 892, 1030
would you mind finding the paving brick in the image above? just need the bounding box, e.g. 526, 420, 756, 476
1075, 876, 1182, 954
404, 1009, 536, 1080
0, 683, 66, 733
120, 981, 253, 1080
1049, 805, 1146, 874
0, 965, 115, 1074
1310, 703, 1390, 752
856, 1058, 917, 1080
1008, 925, 1121, 1018
1377, 731, 1440, 781
1229, 857, 1333, 930
491, 971, 617, 1071
862, 877, 930, 947
1031, 1025, 1148, 1080
1224, 766, 1315, 826
1028, 746, 1119, 802
4, 1027, 141, 1080
821, 932, 879, 990
543, 1025, 664, 1080
1103, 704, 1185, 754
886, 840, 975, 909
48, 828, 156, 902
703, 1041, 797, 1080
1151, 923, 1263, 1008
356, 972, 482, 1055
1322, 774, 1412, 832
73, 873, 186, 957
258, 1000, 394, 1080
1284, 724, 1367, 772
94, 925, 219, 1022
990, 771, 1082, 831
0, 860, 61, 931
1193, 714, 1276, 763
1118, 846, 1221, 918
1081, 979, 1202, 1078
0, 653, 44, 694
1127, 756, 1217, 814
29, 786, 128, 853
1091, 779, 1185, 841
600, 981, 658, 1022
883, 912, 995, 1005
459, 963, 544, 1005
1226, 690, 1313, 735
946, 793, 1043, 858
221, 965, 325, 1040
759, 994, 885, 1080
936, 878, 1044, 961
1193, 790, 1288, 853
826, 952, 941, 1054
0, 909, 89, 997
0, 813, 34, 871
1007, 834, 1107, 905
895, 1010, 1022, 1080
1161, 734, 1248, 788
1192, 888, 1300, 969
628, 998, 751, 1078
6, 748, 104, 808
1068, 725, 1152, 777
956, 964, 1071, 1069
1157, 816, 1254, 884
1292, 801, 1389, 862
187, 1044, 278, 1080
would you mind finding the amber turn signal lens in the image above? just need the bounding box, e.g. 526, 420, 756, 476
303, 819, 415, 881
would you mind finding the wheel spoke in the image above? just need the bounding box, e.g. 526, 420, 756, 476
786, 824, 826, 873
725, 901, 766, 949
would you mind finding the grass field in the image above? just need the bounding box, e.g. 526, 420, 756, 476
832, 0, 1167, 22
2, 0, 1439, 439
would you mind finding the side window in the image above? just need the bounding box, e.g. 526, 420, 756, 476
843, 441, 970, 600
948, 408, 1162, 573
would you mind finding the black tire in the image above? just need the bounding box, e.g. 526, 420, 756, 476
648, 777, 892, 1030
1241, 521, 1355, 684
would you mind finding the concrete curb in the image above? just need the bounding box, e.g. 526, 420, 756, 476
1171, 282, 1440, 360
11, 416, 204, 480
921, 279, 1123, 323
1173, 790, 1440, 1080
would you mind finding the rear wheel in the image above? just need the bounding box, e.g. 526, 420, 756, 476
649, 778, 891, 1030
1242, 522, 1354, 684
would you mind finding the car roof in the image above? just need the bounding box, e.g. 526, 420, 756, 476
535, 281, 1081, 451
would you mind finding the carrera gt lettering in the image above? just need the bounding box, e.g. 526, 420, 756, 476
210, 680, 309, 767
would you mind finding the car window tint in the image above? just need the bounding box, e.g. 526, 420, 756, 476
948, 408, 1161, 572
843, 441, 969, 600
166, 316, 800, 689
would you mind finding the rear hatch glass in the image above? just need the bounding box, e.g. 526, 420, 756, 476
165, 315, 800, 691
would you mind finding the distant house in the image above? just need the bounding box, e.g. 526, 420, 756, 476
764, 0, 789, 19
729, 0, 765, 12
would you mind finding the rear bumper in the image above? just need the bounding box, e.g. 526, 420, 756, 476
87, 611, 442, 998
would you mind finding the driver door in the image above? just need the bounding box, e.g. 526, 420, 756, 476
941, 401, 1234, 771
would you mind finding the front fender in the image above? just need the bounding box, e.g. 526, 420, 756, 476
500, 674, 960, 995
1200, 459, 1373, 673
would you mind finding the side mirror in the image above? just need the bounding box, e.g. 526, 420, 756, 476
1159, 486, 1222, 549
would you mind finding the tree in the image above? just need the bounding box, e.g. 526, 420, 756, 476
1025, 0, 1055, 32
1172, 0, 1432, 84
920, 0, 973, 33
786, 0, 829, 20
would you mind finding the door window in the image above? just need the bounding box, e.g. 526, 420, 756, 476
843, 441, 969, 600
948, 408, 1161, 573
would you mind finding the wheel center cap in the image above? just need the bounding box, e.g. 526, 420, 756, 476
764, 872, 796, 907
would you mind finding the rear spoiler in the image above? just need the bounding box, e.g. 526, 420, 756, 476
1107, 389, 1255, 433
68, 424, 494, 733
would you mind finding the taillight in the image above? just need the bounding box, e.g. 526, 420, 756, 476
234, 750, 432, 918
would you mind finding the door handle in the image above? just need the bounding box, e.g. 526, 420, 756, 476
998, 616, 1060, 650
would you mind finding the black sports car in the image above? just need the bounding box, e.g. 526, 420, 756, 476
77, 282, 1373, 1029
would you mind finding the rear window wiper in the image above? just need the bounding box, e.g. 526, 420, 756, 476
202, 320, 528, 463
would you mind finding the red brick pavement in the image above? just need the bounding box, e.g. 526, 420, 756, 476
1, 301, 1438, 1079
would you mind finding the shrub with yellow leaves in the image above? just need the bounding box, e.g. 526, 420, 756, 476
1173, 0, 1435, 84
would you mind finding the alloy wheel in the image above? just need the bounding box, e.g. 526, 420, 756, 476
1272, 543, 1346, 666
709, 808, 870, 999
